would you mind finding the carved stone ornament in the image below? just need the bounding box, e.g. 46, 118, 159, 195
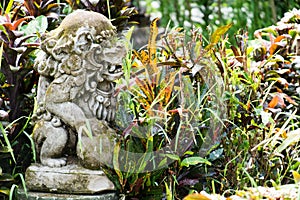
31, 9, 126, 171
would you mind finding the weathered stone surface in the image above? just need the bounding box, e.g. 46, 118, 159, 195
17, 189, 118, 200
25, 164, 115, 194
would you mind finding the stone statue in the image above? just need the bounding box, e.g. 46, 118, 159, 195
32, 10, 125, 170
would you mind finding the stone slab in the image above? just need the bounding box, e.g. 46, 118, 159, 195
25, 164, 115, 194
17, 189, 118, 200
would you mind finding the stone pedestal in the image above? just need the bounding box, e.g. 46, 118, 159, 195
17, 190, 118, 200
25, 164, 115, 194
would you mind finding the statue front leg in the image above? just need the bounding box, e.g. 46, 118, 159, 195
40, 126, 68, 167
35, 120, 68, 167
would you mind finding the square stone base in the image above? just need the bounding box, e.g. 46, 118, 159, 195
25, 164, 115, 194
17, 190, 118, 200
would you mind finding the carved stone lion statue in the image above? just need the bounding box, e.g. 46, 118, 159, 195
32, 10, 126, 169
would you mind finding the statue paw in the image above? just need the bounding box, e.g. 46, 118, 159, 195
42, 158, 67, 167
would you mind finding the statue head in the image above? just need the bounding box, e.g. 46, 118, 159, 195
35, 9, 125, 82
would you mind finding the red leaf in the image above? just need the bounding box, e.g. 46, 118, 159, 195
231, 46, 243, 63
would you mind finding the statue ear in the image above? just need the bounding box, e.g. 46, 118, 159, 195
85, 45, 103, 69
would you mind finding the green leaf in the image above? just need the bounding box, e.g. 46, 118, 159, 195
0, 173, 14, 182
164, 182, 172, 200
146, 136, 153, 153
0, 123, 15, 164
0, 146, 13, 153
180, 157, 211, 168
9, 184, 18, 200
157, 157, 168, 168
163, 153, 180, 161
113, 142, 123, 184
21, 15, 48, 36
184, 151, 194, 156
85, 120, 93, 139
208, 148, 223, 161
15, 173, 27, 198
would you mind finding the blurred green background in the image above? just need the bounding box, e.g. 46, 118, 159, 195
132, 0, 300, 40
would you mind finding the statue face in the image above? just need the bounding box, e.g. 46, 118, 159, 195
99, 42, 126, 82
82, 38, 125, 86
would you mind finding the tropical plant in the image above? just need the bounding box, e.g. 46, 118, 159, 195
193, 8, 300, 196
0, 1, 51, 199
102, 17, 228, 199
112, 8, 300, 199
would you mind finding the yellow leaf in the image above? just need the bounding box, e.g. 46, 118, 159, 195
205, 23, 232, 51
183, 193, 211, 200
147, 18, 159, 77
0, 83, 12, 88
292, 170, 300, 183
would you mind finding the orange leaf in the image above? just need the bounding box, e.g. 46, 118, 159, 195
274, 35, 286, 43
268, 94, 285, 108
269, 43, 278, 56
269, 35, 286, 55
268, 95, 279, 108
12, 17, 31, 30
